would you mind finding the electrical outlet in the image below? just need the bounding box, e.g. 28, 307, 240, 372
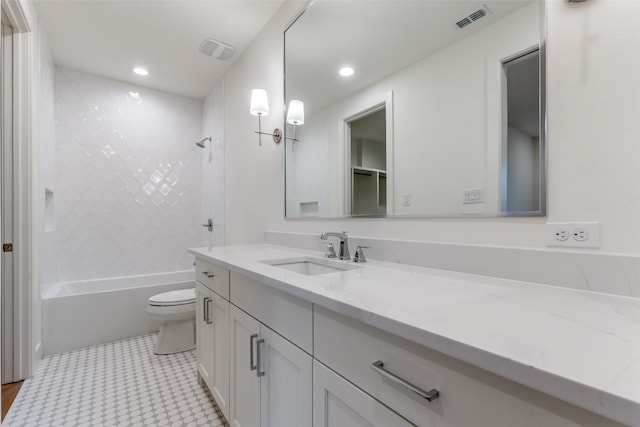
546, 222, 600, 248
572, 229, 588, 242
462, 188, 484, 204
555, 230, 569, 241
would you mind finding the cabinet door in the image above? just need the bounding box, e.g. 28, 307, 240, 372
195, 282, 214, 390
212, 292, 230, 420
259, 325, 312, 427
313, 360, 414, 427
230, 305, 261, 427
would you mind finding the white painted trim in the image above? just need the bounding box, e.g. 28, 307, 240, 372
340, 91, 394, 216
2, 0, 30, 33
1, 0, 38, 381
0, 5, 12, 393
486, 36, 540, 215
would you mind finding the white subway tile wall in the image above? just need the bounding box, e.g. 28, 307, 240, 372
54, 67, 205, 282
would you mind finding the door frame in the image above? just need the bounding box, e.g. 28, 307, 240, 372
1, 8, 16, 385
1, 0, 38, 384
339, 90, 394, 216
486, 33, 545, 216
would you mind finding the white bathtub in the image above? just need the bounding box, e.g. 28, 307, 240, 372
42, 271, 195, 355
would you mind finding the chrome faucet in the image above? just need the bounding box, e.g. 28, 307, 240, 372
320, 231, 350, 260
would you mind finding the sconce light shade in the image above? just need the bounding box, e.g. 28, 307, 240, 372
250, 89, 269, 116
286, 100, 305, 125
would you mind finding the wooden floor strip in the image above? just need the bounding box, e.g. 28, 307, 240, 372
1, 380, 24, 421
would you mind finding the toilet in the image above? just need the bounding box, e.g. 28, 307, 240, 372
146, 288, 196, 355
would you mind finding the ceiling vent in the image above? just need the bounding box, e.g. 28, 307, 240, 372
199, 38, 236, 61
456, 5, 490, 29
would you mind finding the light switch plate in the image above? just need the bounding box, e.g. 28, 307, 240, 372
462, 188, 483, 204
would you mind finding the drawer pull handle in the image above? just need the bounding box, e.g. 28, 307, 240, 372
202, 297, 209, 322
371, 360, 440, 402
205, 298, 213, 324
202, 271, 215, 278
256, 338, 266, 378
249, 334, 258, 371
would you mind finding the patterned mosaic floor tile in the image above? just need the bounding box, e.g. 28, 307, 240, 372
4, 334, 224, 427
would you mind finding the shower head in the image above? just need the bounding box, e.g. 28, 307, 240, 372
195, 137, 212, 148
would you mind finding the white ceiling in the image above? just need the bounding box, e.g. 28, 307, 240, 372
33, 0, 286, 100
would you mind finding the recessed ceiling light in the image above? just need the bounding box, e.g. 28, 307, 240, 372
133, 67, 149, 76
339, 67, 354, 77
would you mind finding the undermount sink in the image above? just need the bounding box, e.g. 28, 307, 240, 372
261, 256, 359, 276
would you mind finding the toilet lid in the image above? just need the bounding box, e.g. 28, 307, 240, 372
148, 288, 196, 306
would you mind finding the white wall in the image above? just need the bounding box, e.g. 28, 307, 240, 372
545, 0, 640, 254
223, 1, 305, 245
224, 0, 639, 256
507, 127, 538, 212
285, 108, 329, 217
201, 81, 225, 247
39, 29, 55, 287
53, 67, 205, 284
37, 18, 56, 367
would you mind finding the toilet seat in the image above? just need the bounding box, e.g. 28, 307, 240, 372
148, 288, 195, 307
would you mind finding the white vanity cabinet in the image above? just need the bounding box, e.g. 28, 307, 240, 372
313, 360, 413, 427
189, 245, 637, 427
194, 260, 230, 420
228, 271, 313, 427
229, 305, 312, 427
314, 306, 623, 427
195, 282, 214, 387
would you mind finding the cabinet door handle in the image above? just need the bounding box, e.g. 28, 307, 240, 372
249, 334, 258, 371
371, 360, 440, 402
202, 271, 215, 278
256, 338, 266, 378
202, 297, 210, 322
205, 298, 213, 324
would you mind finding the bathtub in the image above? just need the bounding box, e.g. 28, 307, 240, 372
42, 270, 195, 355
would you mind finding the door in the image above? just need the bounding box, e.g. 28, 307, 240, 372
211, 292, 230, 420
313, 361, 414, 427
195, 282, 214, 389
260, 325, 312, 427
230, 305, 260, 427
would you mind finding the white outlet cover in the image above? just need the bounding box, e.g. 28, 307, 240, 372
546, 222, 600, 248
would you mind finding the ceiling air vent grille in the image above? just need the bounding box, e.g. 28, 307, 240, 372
456, 5, 490, 29
469, 9, 487, 21
456, 17, 472, 29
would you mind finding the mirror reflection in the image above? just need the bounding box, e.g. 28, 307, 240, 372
284, 0, 544, 218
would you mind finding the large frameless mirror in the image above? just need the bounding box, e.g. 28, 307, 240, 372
284, 0, 545, 218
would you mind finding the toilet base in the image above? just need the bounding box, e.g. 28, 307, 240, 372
154, 317, 195, 355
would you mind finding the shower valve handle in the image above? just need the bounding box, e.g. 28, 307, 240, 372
202, 218, 214, 232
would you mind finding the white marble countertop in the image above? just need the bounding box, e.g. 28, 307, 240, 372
188, 244, 640, 426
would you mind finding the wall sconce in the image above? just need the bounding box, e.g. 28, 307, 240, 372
250, 89, 282, 146
286, 100, 304, 143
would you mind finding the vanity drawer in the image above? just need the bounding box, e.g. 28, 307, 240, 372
230, 271, 312, 354
195, 258, 229, 299
314, 306, 623, 427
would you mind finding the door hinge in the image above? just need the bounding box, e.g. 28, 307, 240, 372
2, 243, 13, 252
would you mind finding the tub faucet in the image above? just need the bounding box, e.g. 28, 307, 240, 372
320, 231, 350, 260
